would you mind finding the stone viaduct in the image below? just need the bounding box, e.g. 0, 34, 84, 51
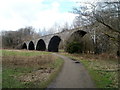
21, 28, 87, 52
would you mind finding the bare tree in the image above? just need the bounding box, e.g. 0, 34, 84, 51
2, 26, 41, 49
72, 1, 120, 55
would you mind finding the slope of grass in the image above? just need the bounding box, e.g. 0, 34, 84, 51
2, 50, 64, 88
61, 53, 118, 88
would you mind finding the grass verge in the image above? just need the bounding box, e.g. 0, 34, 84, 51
39, 58, 64, 88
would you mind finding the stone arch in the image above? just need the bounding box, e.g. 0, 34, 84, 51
28, 41, 35, 50
36, 39, 46, 51
22, 43, 27, 49
71, 30, 87, 37
67, 30, 87, 43
48, 36, 61, 52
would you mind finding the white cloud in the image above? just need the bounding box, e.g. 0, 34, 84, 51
33, 10, 76, 30
0, 0, 44, 30
0, 0, 76, 31
52, 2, 60, 8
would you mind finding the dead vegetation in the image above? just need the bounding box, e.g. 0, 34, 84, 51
62, 52, 118, 61
2, 53, 62, 88
18, 68, 54, 83
3, 54, 57, 68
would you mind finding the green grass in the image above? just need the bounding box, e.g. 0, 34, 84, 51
61, 53, 118, 88
59, 49, 65, 53
2, 49, 64, 88
2, 68, 28, 88
81, 60, 118, 88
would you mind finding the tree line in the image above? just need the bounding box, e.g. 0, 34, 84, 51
1, 26, 40, 49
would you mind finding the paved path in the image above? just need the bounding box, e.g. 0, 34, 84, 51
47, 53, 95, 88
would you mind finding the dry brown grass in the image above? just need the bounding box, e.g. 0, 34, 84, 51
2, 54, 58, 87
68, 53, 118, 61
2, 54, 57, 68
18, 68, 54, 83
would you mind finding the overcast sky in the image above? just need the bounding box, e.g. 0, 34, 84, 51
0, 0, 77, 32
0, 0, 113, 32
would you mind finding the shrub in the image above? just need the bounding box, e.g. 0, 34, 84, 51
65, 41, 83, 53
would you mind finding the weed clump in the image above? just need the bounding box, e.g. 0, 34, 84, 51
65, 41, 83, 54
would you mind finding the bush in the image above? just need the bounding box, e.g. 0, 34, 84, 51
65, 41, 83, 53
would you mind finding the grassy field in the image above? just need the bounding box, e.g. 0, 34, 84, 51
2, 50, 64, 88
61, 52, 119, 88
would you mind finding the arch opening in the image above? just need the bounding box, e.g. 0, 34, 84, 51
48, 36, 61, 52
22, 43, 27, 49
67, 30, 87, 43
65, 30, 87, 53
36, 39, 46, 51
71, 30, 87, 38
28, 41, 35, 50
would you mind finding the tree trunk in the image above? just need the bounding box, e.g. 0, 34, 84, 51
117, 6, 120, 86
118, 34, 120, 58
117, 35, 120, 90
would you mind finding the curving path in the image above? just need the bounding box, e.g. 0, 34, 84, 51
47, 53, 95, 88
